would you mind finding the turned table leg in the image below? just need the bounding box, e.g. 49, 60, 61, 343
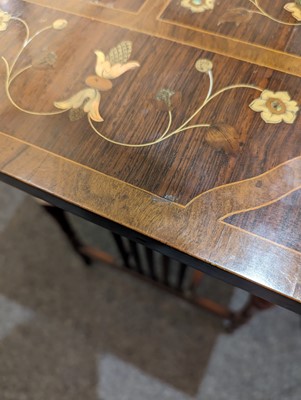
42, 204, 93, 266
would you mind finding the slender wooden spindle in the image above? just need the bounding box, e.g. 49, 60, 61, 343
129, 240, 144, 274
177, 263, 187, 291
162, 255, 170, 286
112, 233, 131, 269
145, 247, 157, 281
43, 205, 92, 266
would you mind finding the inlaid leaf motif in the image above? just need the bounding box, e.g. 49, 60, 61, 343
217, 8, 252, 27
156, 89, 175, 108
68, 107, 86, 121
108, 41, 132, 65
205, 124, 241, 156
155, 89, 181, 111
32, 51, 57, 69
68, 99, 89, 121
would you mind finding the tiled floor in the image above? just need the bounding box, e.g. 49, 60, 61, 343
0, 181, 300, 400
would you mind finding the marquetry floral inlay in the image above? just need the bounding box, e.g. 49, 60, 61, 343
0, 12, 299, 150
181, 0, 215, 13
180, 0, 301, 26
54, 41, 140, 121
284, 2, 301, 21
195, 58, 213, 73
156, 89, 176, 110
52, 19, 68, 30
32, 50, 57, 70
55, 88, 103, 122
0, 9, 11, 31
249, 91, 299, 124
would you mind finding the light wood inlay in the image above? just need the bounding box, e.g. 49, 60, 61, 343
223, 188, 301, 255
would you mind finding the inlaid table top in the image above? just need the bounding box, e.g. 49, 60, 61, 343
0, 0, 300, 311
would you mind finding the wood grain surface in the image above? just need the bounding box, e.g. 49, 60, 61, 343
0, 0, 301, 310
23, 0, 301, 76
161, 0, 300, 56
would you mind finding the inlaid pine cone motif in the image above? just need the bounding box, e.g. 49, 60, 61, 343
107, 41, 133, 65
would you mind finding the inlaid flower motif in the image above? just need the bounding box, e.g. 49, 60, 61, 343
95, 41, 140, 80
54, 88, 103, 122
54, 41, 140, 122
195, 58, 213, 73
283, 2, 301, 21
249, 90, 299, 124
181, 0, 215, 13
0, 9, 11, 31
95, 50, 139, 79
